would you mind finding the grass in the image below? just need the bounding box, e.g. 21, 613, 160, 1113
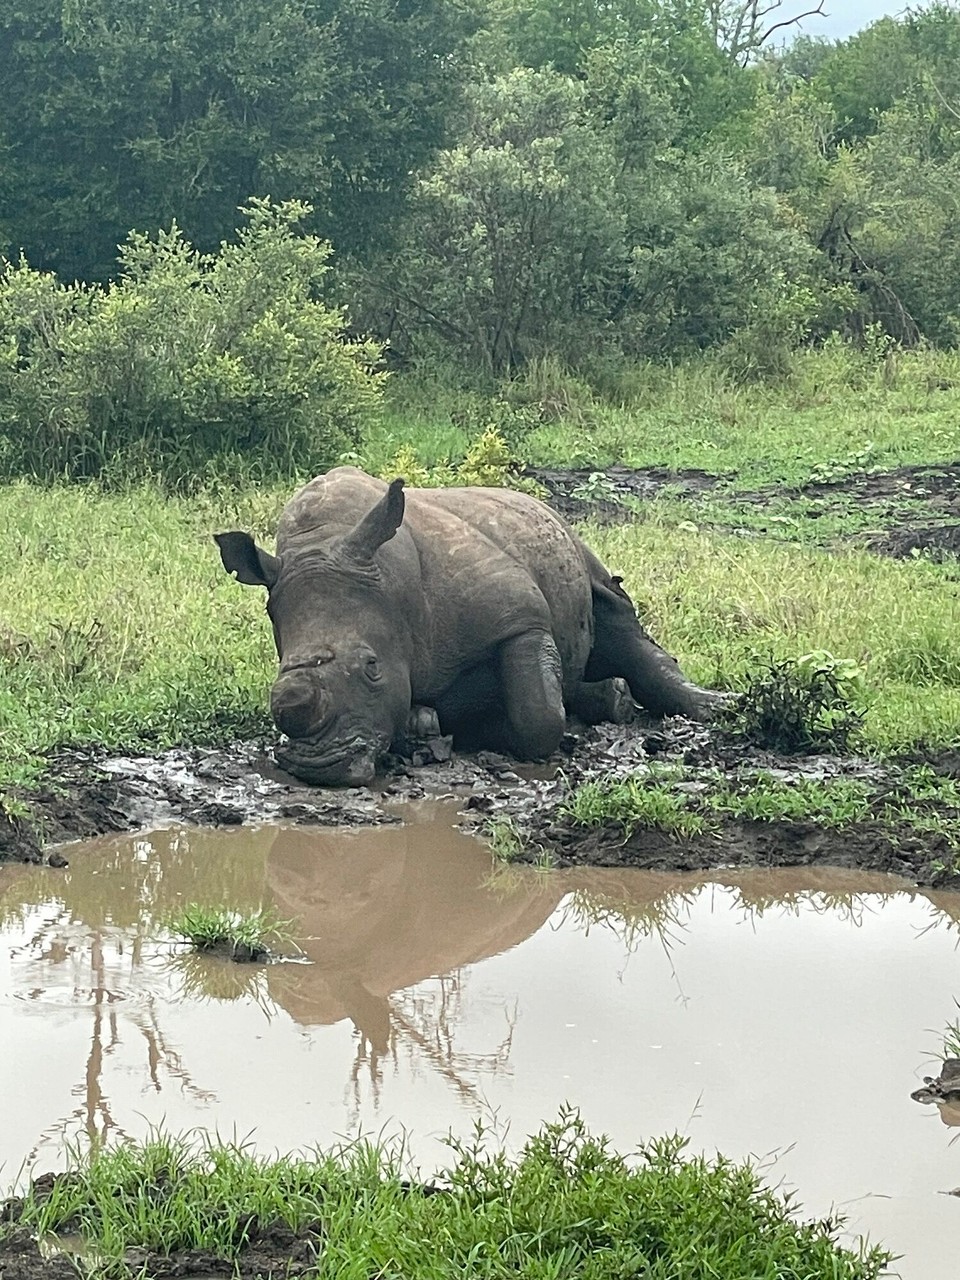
161, 904, 292, 962
0, 480, 280, 792
375, 344, 960, 487
561, 772, 708, 838
5, 1114, 892, 1278
3, 347, 960, 807
557, 767, 960, 848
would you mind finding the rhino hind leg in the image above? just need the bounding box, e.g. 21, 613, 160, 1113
567, 677, 637, 726
585, 579, 722, 722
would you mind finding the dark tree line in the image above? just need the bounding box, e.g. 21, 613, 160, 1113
2, 0, 959, 375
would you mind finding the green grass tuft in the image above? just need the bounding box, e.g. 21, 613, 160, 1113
162, 904, 292, 962
8, 1114, 892, 1278
560, 772, 708, 838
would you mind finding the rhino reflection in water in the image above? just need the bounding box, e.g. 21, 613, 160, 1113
216, 466, 724, 785
263, 820, 562, 1063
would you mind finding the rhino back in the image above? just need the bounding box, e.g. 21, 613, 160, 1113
404, 485, 595, 692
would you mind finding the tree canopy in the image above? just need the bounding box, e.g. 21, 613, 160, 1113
1, 0, 958, 368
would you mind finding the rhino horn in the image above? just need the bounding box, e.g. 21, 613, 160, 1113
214, 531, 280, 588
339, 477, 405, 563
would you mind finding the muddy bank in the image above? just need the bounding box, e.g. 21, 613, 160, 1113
525, 810, 959, 888
0, 734, 549, 866
4, 717, 959, 893
0, 1214, 327, 1279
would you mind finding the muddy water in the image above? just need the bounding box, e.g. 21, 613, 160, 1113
1, 805, 959, 1277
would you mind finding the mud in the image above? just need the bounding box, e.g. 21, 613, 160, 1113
4, 714, 958, 896
528, 460, 960, 560
0, 1216, 326, 1279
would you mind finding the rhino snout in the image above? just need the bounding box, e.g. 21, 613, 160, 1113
270, 670, 331, 740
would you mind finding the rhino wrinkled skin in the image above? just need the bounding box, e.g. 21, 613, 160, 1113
215, 467, 722, 786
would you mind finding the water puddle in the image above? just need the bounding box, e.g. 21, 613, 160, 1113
1, 802, 959, 1278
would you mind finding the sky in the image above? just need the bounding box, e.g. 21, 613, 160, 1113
797, 0, 916, 41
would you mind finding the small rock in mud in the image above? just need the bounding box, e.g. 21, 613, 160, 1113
911, 1059, 960, 1104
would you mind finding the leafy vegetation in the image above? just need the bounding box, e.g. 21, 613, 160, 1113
6, 1114, 892, 1277
0, 2, 959, 397
726, 650, 871, 754
0, 201, 382, 486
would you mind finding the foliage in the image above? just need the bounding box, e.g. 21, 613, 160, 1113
162, 904, 292, 962
379, 427, 546, 495
0, 0, 478, 282
364, 62, 814, 373
9, 1114, 892, 1277
0, 201, 383, 486
726, 650, 871, 754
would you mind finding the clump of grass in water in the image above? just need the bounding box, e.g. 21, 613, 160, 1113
9, 1113, 892, 1277
485, 814, 527, 862
162, 904, 292, 962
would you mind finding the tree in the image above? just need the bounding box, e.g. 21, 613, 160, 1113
0, 201, 383, 484
360, 64, 814, 372
0, 0, 477, 282
704, 0, 827, 66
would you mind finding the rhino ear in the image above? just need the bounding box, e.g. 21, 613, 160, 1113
214, 531, 280, 588
340, 478, 405, 562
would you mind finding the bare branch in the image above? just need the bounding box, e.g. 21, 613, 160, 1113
716, 0, 828, 63
927, 74, 960, 123
759, 3, 828, 47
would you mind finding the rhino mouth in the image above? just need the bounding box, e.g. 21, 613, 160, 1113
274, 734, 383, 787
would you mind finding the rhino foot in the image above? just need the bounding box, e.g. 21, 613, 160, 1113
568, 677, 639, 727
402, 705, 443, 749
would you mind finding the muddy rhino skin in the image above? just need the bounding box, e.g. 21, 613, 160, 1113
215, 466, 721, 785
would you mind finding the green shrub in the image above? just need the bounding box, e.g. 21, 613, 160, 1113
0, 199, 383, 487
379, 427, 546, 495
728, 650, 871, 754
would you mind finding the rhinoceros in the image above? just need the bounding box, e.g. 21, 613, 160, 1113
215, 466, 721, 785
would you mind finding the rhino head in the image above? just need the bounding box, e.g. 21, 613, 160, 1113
215, 479, 412, 787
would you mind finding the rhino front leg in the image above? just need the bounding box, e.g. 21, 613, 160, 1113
499, 630, 566, 760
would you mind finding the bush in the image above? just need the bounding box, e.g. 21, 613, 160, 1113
728, 650, 871, 754
0, 200, 383, 486
379, 426, 546, 495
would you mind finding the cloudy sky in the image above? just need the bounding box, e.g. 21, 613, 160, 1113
797, 0, 915, 41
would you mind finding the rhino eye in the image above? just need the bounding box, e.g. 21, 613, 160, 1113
364, 655, 382, 682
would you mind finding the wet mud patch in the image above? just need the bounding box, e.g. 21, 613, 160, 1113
528, 461, 960, 559
5, 713, 960, 893
0, 1219, 325, 1279
525, 462, 722, 524
862, 522, 960, 561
